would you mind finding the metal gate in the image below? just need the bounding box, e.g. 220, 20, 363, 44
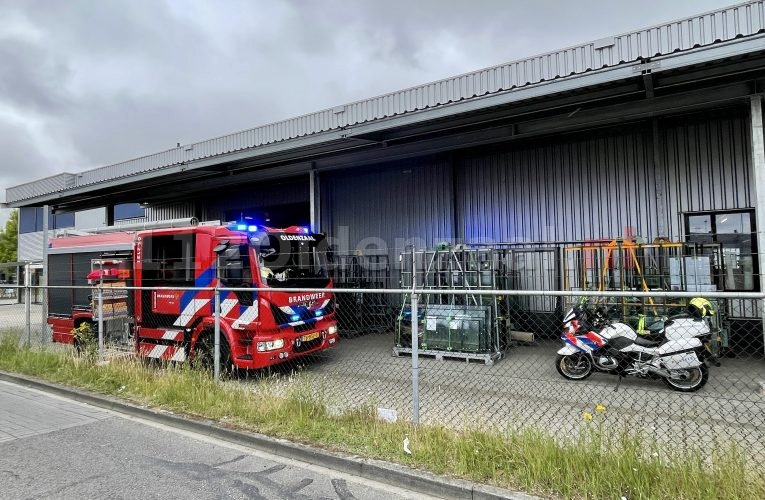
505, 247, 560, 338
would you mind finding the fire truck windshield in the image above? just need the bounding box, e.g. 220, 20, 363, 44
254, 235, 329, 288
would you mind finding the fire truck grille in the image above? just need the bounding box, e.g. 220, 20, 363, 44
270, 299, 335, 328
293, 336, 323, 353
292, 323, 314, 333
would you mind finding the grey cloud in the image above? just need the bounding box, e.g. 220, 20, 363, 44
0, 121, 57, 189
0, 40, 71, 112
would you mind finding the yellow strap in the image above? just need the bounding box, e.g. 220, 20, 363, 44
637, 315, 647, 335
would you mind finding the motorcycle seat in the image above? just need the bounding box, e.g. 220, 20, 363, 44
633, 335, 663, 347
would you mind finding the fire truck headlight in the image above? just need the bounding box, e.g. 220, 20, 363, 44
314, 309, 323, 317
328, 325, 338, 335
256, 339, 285, 352
289, 314, 300, 322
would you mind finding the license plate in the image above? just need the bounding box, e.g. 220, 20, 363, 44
664, 351, 699, 369
302, 332, 320, 342
677, 352, 699, 365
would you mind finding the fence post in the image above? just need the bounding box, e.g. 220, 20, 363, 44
41, 205, 49, 345
411, 292, 420, 425
24, 263, 31, 346
97, 271, 104, 364
214, 284, 221, 381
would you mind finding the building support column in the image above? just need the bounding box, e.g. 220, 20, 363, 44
309, 166, 321, 233
106, 204, 115, 226
748, 96, 765, 355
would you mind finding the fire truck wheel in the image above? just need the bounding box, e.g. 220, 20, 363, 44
195, 332, 235, 376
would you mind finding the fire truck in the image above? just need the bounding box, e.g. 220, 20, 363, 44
46, 219, 339, 370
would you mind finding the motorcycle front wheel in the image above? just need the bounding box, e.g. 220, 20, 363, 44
663, 364, 709, 392
556, 353, 593, 380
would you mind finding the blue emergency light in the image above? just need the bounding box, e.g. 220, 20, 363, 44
229, 220, 261, 233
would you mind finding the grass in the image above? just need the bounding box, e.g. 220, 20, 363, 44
1, 332, 764, 500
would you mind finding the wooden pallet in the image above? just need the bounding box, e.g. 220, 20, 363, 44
391, 346, 502, 366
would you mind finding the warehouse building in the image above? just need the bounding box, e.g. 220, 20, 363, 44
6, 1, 765, 350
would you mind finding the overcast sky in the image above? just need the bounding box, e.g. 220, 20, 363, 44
0, 0, 743, 226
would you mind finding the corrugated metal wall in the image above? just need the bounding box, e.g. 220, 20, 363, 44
18, 233, 43, 262
74, 208, 106, 229
662, 110, 753, 221
319, 108, 752, 257
456, 126, 655, 243
203, 178, 309, 222
453, 108, 752, 245
144, 202, 197, 222
321, 157, 454, 260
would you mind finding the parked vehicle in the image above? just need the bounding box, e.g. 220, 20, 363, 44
47, 219, 339, 371
555, 298, 709, 392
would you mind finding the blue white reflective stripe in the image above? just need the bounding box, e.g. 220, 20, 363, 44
220, 298, 238, 316
173, 298, 211, 327
233, 306, 259, 328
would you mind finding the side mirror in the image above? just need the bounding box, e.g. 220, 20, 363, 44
215, 243, 243, 285
224, 262, 243, 284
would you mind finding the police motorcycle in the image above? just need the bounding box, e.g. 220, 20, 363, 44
556, 298, 710, 392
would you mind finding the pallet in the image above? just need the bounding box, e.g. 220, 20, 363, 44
391, 346, 502, 366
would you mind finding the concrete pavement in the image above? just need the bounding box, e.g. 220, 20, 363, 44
0, 372, 532, 500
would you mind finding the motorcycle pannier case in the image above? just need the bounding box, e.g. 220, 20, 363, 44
661, 351, 702, 369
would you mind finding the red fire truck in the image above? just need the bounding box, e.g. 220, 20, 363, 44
47, 220, 339, 370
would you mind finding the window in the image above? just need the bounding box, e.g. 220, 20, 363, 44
18, 207, 39, 234
685, 210, 757, 291
114, 203, 145, 221
141, 233, 195, 285
54, 212, 75, 229
18, 208, 75, 234
257, 235, 330, 288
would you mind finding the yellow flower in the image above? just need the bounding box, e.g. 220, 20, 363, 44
595, 405, 606, 413
582, 412, 593, 421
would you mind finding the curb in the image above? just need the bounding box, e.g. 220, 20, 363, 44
0, 371, 537, 500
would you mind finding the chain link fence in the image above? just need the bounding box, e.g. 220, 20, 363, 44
2, 231, 765, 471
1, 282, 764, 466
322, 287, 765, 464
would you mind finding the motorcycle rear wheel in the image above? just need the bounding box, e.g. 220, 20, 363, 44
663, 364, 709, 392
556, 354, 593, 380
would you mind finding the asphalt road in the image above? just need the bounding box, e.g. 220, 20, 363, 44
0, 380, 442, 500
